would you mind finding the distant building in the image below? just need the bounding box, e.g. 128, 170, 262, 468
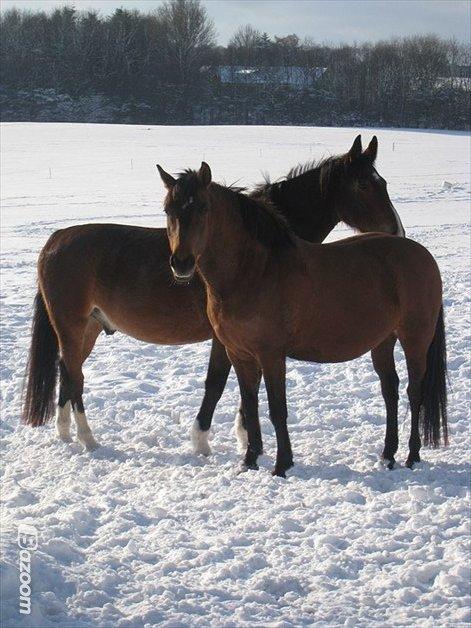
436, 65, 471, 91
214, 66, 327, 89
435, 77, 471, 91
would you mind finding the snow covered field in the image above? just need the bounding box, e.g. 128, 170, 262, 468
1, 123, 470, 627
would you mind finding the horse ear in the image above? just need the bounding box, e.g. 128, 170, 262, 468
198, 162, 212, 187
156, 165, 176, 190
363, 136, 378, 163
347, 135, 362, 163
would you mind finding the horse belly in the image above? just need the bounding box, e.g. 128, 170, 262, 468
289, 301, 399, 363
94, 283, 211, 345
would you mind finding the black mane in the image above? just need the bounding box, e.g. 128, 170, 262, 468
255, 150, 375, 203
224, 184, 294, 249
286, 155, 344, 199
173, 170, 294, 250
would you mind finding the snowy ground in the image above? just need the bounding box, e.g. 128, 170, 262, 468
1, 123, 470, 627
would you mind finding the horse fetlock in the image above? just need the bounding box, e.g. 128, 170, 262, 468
382, 444, 398, 462
74, 410, 98, 450
234, 410, 248, 452
406, 452, 421, 468
191, 420, 212, 456
56, 402, 72, 441
272, 454, 294, 478
244, 444, 262, 468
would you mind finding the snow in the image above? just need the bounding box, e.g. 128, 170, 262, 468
1, 123, 470, 627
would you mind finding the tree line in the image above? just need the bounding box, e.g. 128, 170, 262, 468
1, 0, 469, 128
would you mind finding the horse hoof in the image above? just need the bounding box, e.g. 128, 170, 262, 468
382, 457, 395, 470
272, 459, 293, 478
57, 434, 73, 444
271, 468, 287, 478
237, 462, 259, 474
405, 457, 420, 469
83, 439, 100, 452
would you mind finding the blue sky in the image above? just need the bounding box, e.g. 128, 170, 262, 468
1, 0, 470, 45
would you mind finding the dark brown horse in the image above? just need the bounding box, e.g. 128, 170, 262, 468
160, 162, 447, 476
23, 136, 404, 454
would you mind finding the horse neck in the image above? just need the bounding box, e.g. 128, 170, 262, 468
271, 169, 338, 243
199, 188, 268, 300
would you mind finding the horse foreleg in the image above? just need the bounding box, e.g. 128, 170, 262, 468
229, 354, 263, 471
192, 336, 232, 455
371, 335, 399, 468
262, 356, 293, 478
235, 370, 262, 453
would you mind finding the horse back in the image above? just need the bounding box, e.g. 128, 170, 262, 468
282, 235, 442, 362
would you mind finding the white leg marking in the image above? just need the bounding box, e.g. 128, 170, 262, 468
56, 401, 72, 442
234, 410, 248, 453
191, 419, 212, 456
74, 409, 99, 451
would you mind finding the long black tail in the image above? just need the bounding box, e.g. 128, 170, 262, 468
22, 292, 59, 426
420, 305, 448, 447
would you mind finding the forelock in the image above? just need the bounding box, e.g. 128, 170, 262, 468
174, 170, 200, 198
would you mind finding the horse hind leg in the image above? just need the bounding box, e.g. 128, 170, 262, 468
399, 326, 434, 468
57, 317, 102, 451
404, 355, 427, 468
56, 360, 73, 442
371, 334, 399, 469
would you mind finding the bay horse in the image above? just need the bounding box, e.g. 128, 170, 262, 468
23, 136, 404, 454
159, 162, 447, 476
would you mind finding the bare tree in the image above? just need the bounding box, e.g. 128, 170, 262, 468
227, 24, 262, 65
156, 0, 215, 84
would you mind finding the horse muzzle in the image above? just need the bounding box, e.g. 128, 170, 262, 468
170, 254, 196, 283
